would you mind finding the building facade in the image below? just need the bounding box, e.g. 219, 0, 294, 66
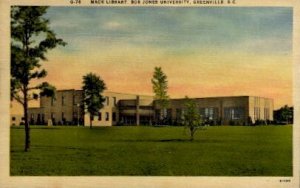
27, 89, 273, 126
28, 89, 84, 125
153, 96, 273, 126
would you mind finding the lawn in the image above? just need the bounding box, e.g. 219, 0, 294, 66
10, 125, 292, 176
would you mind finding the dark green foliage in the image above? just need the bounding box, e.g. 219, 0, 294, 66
10, 6, 66, 151
182, 97, 204, 141
274, 105, 293, 124
10, 126, 292, 176
82, 73, 106, 128
151, 67, 169, 123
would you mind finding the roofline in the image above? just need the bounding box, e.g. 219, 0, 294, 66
52, 89, 272, 100
104, 91, 153, 98
28, 107, 44, 109
56, 89, 76, 92
171, 96, 273, 100
55, 89, 153, 97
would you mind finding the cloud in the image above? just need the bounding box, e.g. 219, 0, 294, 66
103, 21, 123, 30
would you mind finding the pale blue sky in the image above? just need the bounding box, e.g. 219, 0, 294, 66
46, 7, 292, 56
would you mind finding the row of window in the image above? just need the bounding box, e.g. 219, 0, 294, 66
30, 112, 116, 122
224, 107, 244, 120
156, 107, 243, 120
92, 112, 116, 122
11, 116, 25, 121
29, 107, 271, 121
50, 95, 117, 107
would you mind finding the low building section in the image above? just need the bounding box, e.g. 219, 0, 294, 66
153, 96, 273, 126
27, 89, 273, 126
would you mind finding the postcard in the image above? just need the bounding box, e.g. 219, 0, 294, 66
0, 0, 299, 187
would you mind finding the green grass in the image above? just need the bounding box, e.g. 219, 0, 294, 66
10, 125, 292, 176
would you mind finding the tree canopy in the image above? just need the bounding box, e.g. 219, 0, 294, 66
82, 73, 106, 128
182, 97, 204, 141
11, 6, 66, 151
151, 67, 169, 122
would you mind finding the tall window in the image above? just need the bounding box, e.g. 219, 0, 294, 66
254, 107, 260, 120
106, 96, 109, 106
105, 112, 109, 121
167, 109, 172, 119
62, 96, 65, 106
41, 114, 45, 122
264, 108, 269, 120
224, 107, 245, 120
155, 109, 160, 120
112, 112, 116, 121
176, 109, 182, 120
98, 112, 102, 121
113, 97, 117, 106
200, 107, 216, 120
51, 97, 54, 106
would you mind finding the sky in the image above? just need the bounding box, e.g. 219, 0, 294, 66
11, 7, 293, 113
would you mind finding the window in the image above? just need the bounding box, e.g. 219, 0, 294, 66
37, 114, 41, 121
113, 97, 117, 106
62, 96, 65, 106
98, 112, 102, 121
167, 109, 172, 119
112, 112, 116, 121
62, 112, 65, 119
51, 112, 55, 119
254, 107, 260, 120
224, 107, 245, 120
51, 97, 54, 106
12, 117, 16, 121
155, 109, 161, 120
106, 96, 109, 106
264, 108, 269, 120
31, 114, 34, 119
176, 109, 182, 120
105, 112, 109, 121
200, 107, 216, 120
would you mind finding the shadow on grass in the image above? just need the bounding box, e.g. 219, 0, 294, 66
116, 139, 220, 143
11, 126, 62, 130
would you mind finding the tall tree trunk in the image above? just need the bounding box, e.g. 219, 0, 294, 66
23, 89, 30, 151
190, 127, 195, 141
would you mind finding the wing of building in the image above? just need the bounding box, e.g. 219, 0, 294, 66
25, 89, 273, 126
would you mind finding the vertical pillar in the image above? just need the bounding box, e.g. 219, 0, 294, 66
136, 95, 140, 126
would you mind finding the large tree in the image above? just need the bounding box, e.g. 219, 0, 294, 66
82, 73, 106, 128
11, 6, 66, 151
182, 97, 204, 141
151, 67, 169, 124
274, 105, 293, 124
